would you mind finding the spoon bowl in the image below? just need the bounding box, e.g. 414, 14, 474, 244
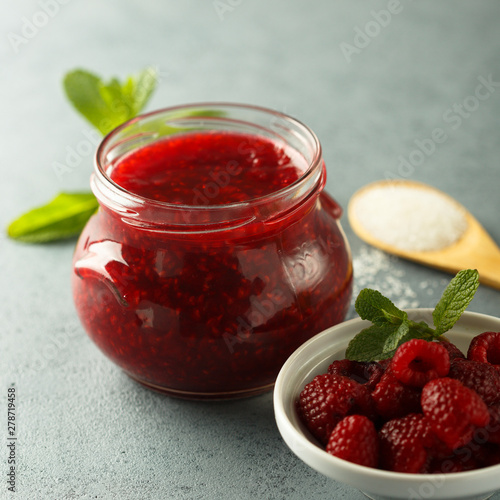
348, 180, 500, 290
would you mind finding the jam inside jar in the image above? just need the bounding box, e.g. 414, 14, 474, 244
72, 103, 353, 399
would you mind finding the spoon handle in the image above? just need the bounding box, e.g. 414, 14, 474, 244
474, 242, 500, 290
461, 222, 500, 290
403, 218, 500, 291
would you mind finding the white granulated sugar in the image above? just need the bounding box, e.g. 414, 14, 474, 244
350, 246, 420, 314
354, 185, 468, 252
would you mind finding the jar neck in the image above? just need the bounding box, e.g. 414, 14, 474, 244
92, 103, 326, 234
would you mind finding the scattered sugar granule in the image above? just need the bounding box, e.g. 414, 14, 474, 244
353, 184, 468, 252
349, 246, 420, 316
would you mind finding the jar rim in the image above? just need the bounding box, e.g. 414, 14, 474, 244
92, 102, 325, 231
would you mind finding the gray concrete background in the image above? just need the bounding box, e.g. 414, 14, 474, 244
1, 1, 500, 499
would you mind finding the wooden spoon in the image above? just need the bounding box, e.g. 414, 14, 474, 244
348, 180, 500, 290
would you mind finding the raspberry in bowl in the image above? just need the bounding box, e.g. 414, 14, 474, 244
274, 309, 500, 500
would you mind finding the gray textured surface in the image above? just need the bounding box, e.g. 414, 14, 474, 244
1, 1, 500, 499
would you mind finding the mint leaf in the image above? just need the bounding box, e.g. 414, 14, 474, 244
355, 288, 407, 325
7, 192, 98, 243
345, 323, 403, 361
407, 320, 438, 340
63, 70, 116, 134
126, 68, 158, 115
346, 269, 481, 362
120, 108, 227, 141
432, 269, 479, 335
63, 67, 157, 135
382, 320, 410, 353
7, 67, 159, 244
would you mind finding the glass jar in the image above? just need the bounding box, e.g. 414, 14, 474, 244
72, 103, 353, 399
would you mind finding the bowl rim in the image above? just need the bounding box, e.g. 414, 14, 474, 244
273, 308, 500, 497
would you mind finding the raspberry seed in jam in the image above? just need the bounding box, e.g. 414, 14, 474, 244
72, 104, 353, 399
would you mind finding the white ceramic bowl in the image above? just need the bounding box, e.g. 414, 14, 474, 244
274, 309, 500, 500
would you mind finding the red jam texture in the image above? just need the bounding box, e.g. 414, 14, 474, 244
72, 131, 353, 398
108, 131, 303, 204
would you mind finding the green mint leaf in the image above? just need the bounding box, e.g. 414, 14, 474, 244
348, 270, 480, 363
355, 288, 407, 325
63, 70, 116, 134
119, 108, 226, 141
382, 319, 410, 353
388, 324, 436, 353
345, 323, 403, 361
407, 320, 438, 340
432, 269, 480, 336
8, 67, 158, 244
127, 67, 158, 115
7, 192, 98, 243
63, 67, 157, 135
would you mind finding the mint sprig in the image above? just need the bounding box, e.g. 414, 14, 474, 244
63, 67, 158, 135
7, 193, 98, 243
432, 269, 480, 335
345, 269, 480, 361
355, 288, 408, 325
7, 67, 157, 243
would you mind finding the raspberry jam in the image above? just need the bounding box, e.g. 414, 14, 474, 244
72, 104, 353, 399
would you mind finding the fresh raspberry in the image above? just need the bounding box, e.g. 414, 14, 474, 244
377, 358, 392, 371
371, 372, 421, 420
485, 404, 500, 444
327, 359, 384, 391
427, 427, 498, 472
448, 358, 500, 406
379, 413, 433, 473
428, 450, 481, 473
297, 373, 374, 445
326, 415, 379, 468
481, 443, 500, 467
467, 331, 500, 369
426, 434, 455, 462
438, 339, 466, 362
421, 378, 490, 450
390, 339, 450, 387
